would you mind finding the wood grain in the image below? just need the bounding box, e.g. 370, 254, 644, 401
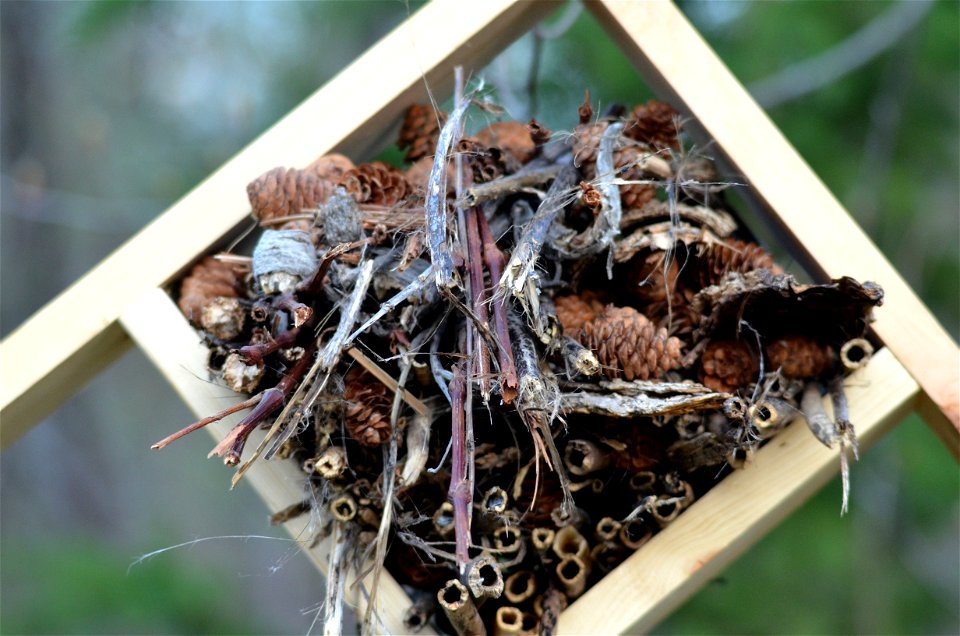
559, 346, 919, 634
0, 0, 558, 448
587, 0, 958, 452
120, 288, 432, 635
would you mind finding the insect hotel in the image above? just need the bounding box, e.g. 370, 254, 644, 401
2, 2, 956, 634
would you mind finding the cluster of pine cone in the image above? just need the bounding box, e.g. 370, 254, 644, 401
167, 93, 880, 636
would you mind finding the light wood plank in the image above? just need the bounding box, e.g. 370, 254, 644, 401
559, 346, 919, 635
0, 0, 559, 448
119, 288, 431, 635
587, 0, 959, 451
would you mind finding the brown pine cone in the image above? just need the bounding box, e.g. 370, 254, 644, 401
571, 120, 607, 169
178, 256, 242, 324
339, 161, 411, 206
554, 292, 606, 335
580, 305, 683, 381
624, 100, 679, 149
247, 167, 333, 225
306, 153, 355, 182
475, 121, 537, 164
613, 145, 658, 210
699, 239, 780, 288
700, 340, 759, 393
764, 336, 834, 378
404, 155, 456, 196
397, 104, 445, 163
457, 138, 510, 183
343, 367, 394, 447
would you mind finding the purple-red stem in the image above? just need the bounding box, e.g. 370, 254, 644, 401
464, 208, 492, 399
238, 326, 301, 365
476, 210, 519, 403
448, 364, 471, 570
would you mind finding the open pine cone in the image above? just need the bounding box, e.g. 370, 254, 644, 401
700, 339, 759, 393
699, 239, 780, 288
764, 335, 834, 378
177, 256, 242, 325
624, 99, 679, 149
579, 305, 683, 381
340, 161, 411, 206
247, 166, 333, 225
343, 368, 394, 447
397, 104, 446, 163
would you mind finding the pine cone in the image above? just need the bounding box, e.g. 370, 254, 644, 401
475, 121, 537, 164
624, 100, 679, 149
247, 167, 333, 225
700, 340, 759, 392
339, 161, 411, 206
699, 239, 779, 288
404, 155, 455, 196
343, 368, 393, 447
306, 153, 355, 182
613, 145, 657, 210
397, 104, 445, 163
764, 336, 834, 378
178, 256, 242, 324
571, 120, 607, 169
579, 305, 683, 381
554, 292, 606, 335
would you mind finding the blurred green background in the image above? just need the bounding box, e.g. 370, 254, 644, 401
1, 1, 956, 634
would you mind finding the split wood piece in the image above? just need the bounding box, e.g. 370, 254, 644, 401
119, 289, 430, 635
586, 0, 958, 448
0, 0, 558, 448
558, 346, 918, 635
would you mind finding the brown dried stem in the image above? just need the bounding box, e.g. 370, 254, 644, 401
448, 364, 472, 571
476, 209, 519, 403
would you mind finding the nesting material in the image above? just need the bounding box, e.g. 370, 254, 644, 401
158, 83, 885, 635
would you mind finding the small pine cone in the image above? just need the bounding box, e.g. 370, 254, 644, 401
699, 239, 780, 288
580, 305, 683, 381
247, 167, 333, 225
624, 100, 679, 149
339, 161, 411, 206
571, 120, 607, 169
457, 138, 506, 183
343, 368, 393, 447
306, 153, 355, 182
700, 340, 759, 393
404, 155, 455, 196
475, 121, 537, 164
397, 104, 446, 163
613, 145, 657, 210
764, 336, 834, 378
554, 291, 606, 335
178, 256, 241, 324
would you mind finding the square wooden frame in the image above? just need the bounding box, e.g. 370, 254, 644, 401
2, 1, 957, 633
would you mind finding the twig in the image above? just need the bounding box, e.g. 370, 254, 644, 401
801, 381, 837, 448
322, 522, 351, 636
447, 364, 471, 572
465, 207, 492, 401
476, 209, 519, 403
320, 258, 374, 371
347, 264, 433, 344
829, 376, 859, 516
345, 347, 428, 416
457, 164, 562, 207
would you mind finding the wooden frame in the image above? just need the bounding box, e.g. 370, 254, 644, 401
2, 1, 956, 633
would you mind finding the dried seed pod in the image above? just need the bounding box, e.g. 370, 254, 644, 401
306, 153, 355, 182
397, 104, 445, 163
178, 256, 242, 324
200, 297, 245, 341
764, 335, 835, 379
339, 161, 411, 206
624, 99, 680, 149
554, 292, 606, 335
700, 339, 760, 392
252, 229, 318, 295
579, 305, 683, 381
475, 120, 537, 164
247, 166, 333, 224
221, 352, 264, 394
343, 367, 393, 447
699, 238, 779, 288
528, 118, 551, 146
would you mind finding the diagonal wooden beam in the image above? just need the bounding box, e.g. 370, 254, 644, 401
586, 0, 958, 454
0, 0, 559, 448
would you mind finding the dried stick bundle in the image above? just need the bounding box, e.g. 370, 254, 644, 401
154, 76, 883, 635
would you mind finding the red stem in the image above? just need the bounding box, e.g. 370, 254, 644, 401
476, 210, 518, 403
464, 208, 492, 400
448, 364, 471, 570
238, 326, 300, 365
151, 394, 263, 450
